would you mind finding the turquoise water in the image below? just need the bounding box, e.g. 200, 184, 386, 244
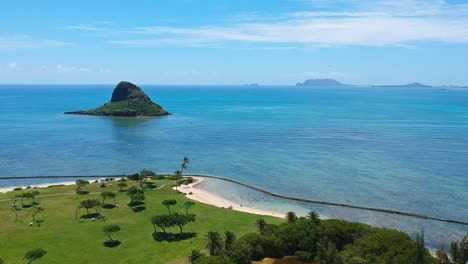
0, 85, 467, 248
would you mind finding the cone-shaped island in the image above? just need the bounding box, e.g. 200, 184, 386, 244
65, 81, 170, 117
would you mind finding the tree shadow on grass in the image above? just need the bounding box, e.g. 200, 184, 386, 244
128, 201, 145, 207
103, 204, 116, 209
103, 240, 121, 248
128, 202, 146, 212
152, 232, 197, 242
144, 182, 157, 190
131, 206, 146, 212
22, 204, 33, 208
80, 213, 102, 219
76, 190, 90, 195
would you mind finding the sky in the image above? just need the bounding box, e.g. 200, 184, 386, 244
1, 0, 468, 85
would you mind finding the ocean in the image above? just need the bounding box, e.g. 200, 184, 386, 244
0, 84, 467, 248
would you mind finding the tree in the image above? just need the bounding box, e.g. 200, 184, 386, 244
127, 186, 140, 195
174, 170, 183, 191
151, 215, 174, 234
24, 248, 47, 264
127, 171, 149, 189
22, 191, 40, 205
286, 211, 298, 224
317, 239, 342, 264
103, 224, 121, 242
451, 233, 468, 264
224, 231, 236, 252
162, 199, 177, 214
184, 201, 196, 215
11, 206, 21, 221
307, 211, 320, 224
256, 219, 267, 233
101, 191, 117, 205
175, 156, 190, 190
31, 206, 44, 222
31, 190, 40, 204
117, 182, 127, 191
129, 192, 145, 205
189, 249, 203, 263
75, 179, 89, 193
12, 194, 22, 207
80, 199, 101, 215
181, 156, 190, 174
434, 246, 450, 264
414, 230, 427, 264
22, 192, 35, 206
173, 213, 196, 234
205, 231, 223, 256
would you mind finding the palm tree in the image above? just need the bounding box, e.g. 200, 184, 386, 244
174, 170, 182, 191
189, 249, 202, 263
205, 231, 223, 256
307, 210, 320, 224
224, 231, 236, 251
286, 211, 298, 224
256, 219, 267, 233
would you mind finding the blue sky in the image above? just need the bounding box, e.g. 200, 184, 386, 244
1, 0, 468, 85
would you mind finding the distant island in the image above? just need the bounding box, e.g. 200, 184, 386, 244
296, 78, 347, 86
65, 81, 170, 117
371, 82, 432, 88
244, 83, 259, 86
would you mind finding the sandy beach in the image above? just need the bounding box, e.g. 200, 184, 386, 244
175, 177, 285, 219
0, 179, 102, 194
1, 176, 285, 218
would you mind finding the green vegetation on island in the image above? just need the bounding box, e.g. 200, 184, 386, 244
64, 81, 170, 117
0, 162, 467, 263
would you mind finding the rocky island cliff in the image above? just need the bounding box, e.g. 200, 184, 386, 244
64, 81, 170, 117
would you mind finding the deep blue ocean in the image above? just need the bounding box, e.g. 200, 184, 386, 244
0, 84, 467, 248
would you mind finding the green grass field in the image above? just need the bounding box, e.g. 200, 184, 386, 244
0, 179, 284, 264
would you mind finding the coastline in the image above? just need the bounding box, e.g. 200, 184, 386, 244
0, 176, 286, 219
177, 177, 286, 219
0, 179, 101, 194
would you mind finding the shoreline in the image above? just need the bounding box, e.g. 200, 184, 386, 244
175, 177, 286, 219
0, 179, 102, 194
0, 176, 286, 219
1, 174, 467, 226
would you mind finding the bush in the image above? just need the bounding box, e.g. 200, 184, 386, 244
151, 175, 166, 180
194, 255, 234, 264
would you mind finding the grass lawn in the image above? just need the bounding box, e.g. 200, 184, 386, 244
0, 179, 284, 264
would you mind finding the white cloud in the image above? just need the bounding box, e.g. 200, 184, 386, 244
65, 24, 107, 31
99, 67, 112, 73
162, 70, 202, 77
7, 61, 20, 71
0, 35, 74, 50
56, 64, 90, 73
108, 0, 468, 47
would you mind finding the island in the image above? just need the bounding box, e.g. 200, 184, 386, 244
372, 82, 432, 88
296, 78, 347, 86
64, 81, 170, 117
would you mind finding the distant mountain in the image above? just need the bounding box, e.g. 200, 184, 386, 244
296, 78, 347, 86
372, 82, 432, 88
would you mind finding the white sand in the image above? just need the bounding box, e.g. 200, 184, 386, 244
175, 177, 285, 219
0, 179, 102, 194
1, 177, 286, 219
